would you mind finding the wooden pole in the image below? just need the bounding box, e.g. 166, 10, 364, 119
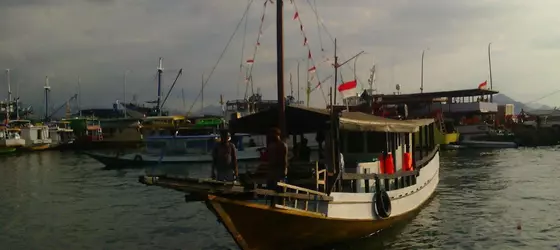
276, 0, 286, 138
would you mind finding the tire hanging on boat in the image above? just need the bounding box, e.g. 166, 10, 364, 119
133, 154, 143, 162
374, 189, 392, 219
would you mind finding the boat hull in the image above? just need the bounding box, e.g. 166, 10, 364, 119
0, 147, 17, 155
84, 148, 261, 168
459, 140, 518, 148
207, 152, 440, 250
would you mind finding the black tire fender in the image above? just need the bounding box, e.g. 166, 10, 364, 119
374, 189, 392, 219
133, 154, 143, 162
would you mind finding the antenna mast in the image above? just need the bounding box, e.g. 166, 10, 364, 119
44, 76, 51, 121
157, 57, 164, 116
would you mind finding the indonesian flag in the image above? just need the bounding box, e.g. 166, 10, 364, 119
293, 11, 299, 20
338, 80, 358, 99
308, 50, 312, 59
308, 66, 316, 73
246, 59, 254, 64
303, 37, 308, 45
478, 80, 488, 89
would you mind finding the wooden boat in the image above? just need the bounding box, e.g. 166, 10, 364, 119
139, 105, 440, 249
8, 120, 52, 151
139, 1, 439, 248
48, 121, 75, 149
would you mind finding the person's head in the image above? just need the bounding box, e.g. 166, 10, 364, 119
268, 127, 281, 142
220, 130, 231, 144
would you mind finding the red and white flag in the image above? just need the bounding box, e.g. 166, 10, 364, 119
246, 59, 254, 64
338, 80, 358, 99
303, 37, 308, 46
308, 66, 316, 73
293, 11, 299, 20
478, 80, 488, 89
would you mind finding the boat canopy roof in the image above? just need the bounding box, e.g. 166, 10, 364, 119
144, 115, 187, 121
368, 88, 499, 104
230, 105, 433, 134
339, 112, 434, 133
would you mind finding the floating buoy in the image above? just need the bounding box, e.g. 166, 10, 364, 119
384, 153, 395, 174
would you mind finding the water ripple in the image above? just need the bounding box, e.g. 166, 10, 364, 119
1, 149, 560, 249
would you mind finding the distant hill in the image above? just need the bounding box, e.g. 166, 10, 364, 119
492, 94, 553, 114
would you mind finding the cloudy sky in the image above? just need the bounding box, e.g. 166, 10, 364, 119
1, 0, 559, 114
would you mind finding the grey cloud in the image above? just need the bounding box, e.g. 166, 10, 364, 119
0, 0, 555, 113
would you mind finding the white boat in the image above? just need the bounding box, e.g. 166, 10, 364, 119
140, 106, 440, 250
48, 121, 75, 149
8, 120, 52, 151
85, 133, 262, 168
0, 125, 25, 153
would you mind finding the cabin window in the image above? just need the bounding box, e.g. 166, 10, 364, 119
366, 132, 386, 153
346, 131, 364, 153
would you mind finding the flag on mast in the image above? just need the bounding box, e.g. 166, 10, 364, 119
338, 80, 358, 99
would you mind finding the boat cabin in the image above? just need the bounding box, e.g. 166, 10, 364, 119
48, 121, 75, 146
99, 118, 142, 142
0, 125, 25, 147
230, 105, 439, 193
8, 120, 52, 148
140, 115, 190, 138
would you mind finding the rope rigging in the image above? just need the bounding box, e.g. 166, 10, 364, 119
187, 0, 255, 115
244, 0, 270, 100
304, 0, 366, 86
238, 0, 251, 99
291, 0, 328, 105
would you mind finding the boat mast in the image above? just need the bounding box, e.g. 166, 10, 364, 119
157, 57, 164, 116
5, 69, 11, 123
123, 70, 130, 118
420, 50, 425, 93
78, 77, 82, 117
44, 76, 51, 121
276, 0, 286, 138
297, 60, 300, 103
333, 39, 338, 106
306, 57, 310, 107
201, 73, 204, 114
488, 42, 493, 102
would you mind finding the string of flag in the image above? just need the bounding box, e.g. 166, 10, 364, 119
244, 0, 270, 98
291, 0, 328, 104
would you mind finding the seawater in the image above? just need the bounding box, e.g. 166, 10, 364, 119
1, 148, 560, 249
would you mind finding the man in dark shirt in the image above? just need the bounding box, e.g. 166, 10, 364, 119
266, 128, 288, 190
211, 131, 239, 182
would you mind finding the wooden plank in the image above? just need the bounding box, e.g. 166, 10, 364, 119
274, 204, 326, 217
276, 182, 329, 196
252, 188, 333, 201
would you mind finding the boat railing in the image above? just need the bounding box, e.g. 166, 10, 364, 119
341, 146, 439, 192
276, 181, 328, 214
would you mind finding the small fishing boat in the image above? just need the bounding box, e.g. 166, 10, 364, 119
85, 133, 262, 168
0, 125, 25, 154
48, 121, 75, 149
8, 120, 52, 151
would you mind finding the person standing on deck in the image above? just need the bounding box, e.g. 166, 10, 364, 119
211, 131, 239, 182
266, 128, 288, 190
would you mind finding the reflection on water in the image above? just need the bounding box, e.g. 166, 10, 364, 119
1, 148, 560, 249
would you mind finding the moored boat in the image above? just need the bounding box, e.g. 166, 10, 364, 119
0, 125, 25, 154
48, 121, 75, 150
8, 120, 52, 151
140, 106, 440, 249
